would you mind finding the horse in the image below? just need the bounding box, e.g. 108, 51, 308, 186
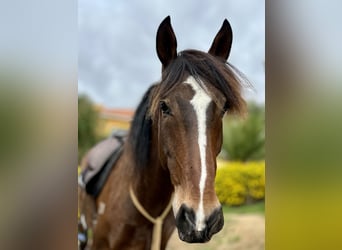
78, 16, 247, 250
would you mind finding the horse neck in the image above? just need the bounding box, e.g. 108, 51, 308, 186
127, 131, 174, 218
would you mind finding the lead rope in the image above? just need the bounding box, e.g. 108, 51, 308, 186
129, 186, 173, 250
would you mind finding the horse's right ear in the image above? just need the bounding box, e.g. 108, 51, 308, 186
156, 16, 177, 69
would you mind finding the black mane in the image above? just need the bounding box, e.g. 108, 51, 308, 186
128, 84, 155, 169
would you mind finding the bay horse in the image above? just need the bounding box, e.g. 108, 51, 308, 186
79, 16, 246, 250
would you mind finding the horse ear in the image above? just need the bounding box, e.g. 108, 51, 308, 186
156, 16, 177, 68
208, 19, 233, 61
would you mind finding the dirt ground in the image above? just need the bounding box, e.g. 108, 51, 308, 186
166, 214, 265, 250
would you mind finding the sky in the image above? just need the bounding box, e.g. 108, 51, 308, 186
78, 0, 265, 108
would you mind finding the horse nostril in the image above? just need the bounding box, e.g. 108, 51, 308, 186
207, 207, 224, 235
175, 204, 196, 231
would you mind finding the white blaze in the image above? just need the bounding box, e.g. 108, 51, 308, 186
185, 76, 211, 231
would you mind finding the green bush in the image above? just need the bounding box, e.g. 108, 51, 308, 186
215, 161, 265, 206
78, 95, 100, 163
222, 102, 265, 161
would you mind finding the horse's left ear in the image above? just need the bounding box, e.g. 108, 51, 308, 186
156, 16, 178, 69
208, 19, 233, 61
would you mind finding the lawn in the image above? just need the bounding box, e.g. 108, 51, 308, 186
222, 201, 265, 214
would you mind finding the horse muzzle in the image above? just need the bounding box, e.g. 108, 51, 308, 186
175, 204, 224, 243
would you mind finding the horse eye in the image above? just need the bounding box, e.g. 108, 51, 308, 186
160, 101, 171, 115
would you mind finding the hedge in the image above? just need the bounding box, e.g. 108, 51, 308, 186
215, 161, 265, 206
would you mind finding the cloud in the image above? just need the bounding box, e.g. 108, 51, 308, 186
78, 0, 265, 107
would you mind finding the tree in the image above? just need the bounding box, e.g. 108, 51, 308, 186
78, 95, 99, 163
221, 102, 265, 162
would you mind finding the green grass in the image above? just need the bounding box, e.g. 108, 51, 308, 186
222, 201, 265, 214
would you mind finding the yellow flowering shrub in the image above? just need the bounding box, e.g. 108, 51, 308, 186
215, 161, 265, 206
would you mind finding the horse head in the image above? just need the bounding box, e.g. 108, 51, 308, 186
150, 16, 246, 243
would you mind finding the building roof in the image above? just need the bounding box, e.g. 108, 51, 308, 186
97, 106, 135, 122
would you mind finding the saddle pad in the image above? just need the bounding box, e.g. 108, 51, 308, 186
80, 131, 127, 197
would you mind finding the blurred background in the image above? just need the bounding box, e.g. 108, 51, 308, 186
78, 1, 265, 249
